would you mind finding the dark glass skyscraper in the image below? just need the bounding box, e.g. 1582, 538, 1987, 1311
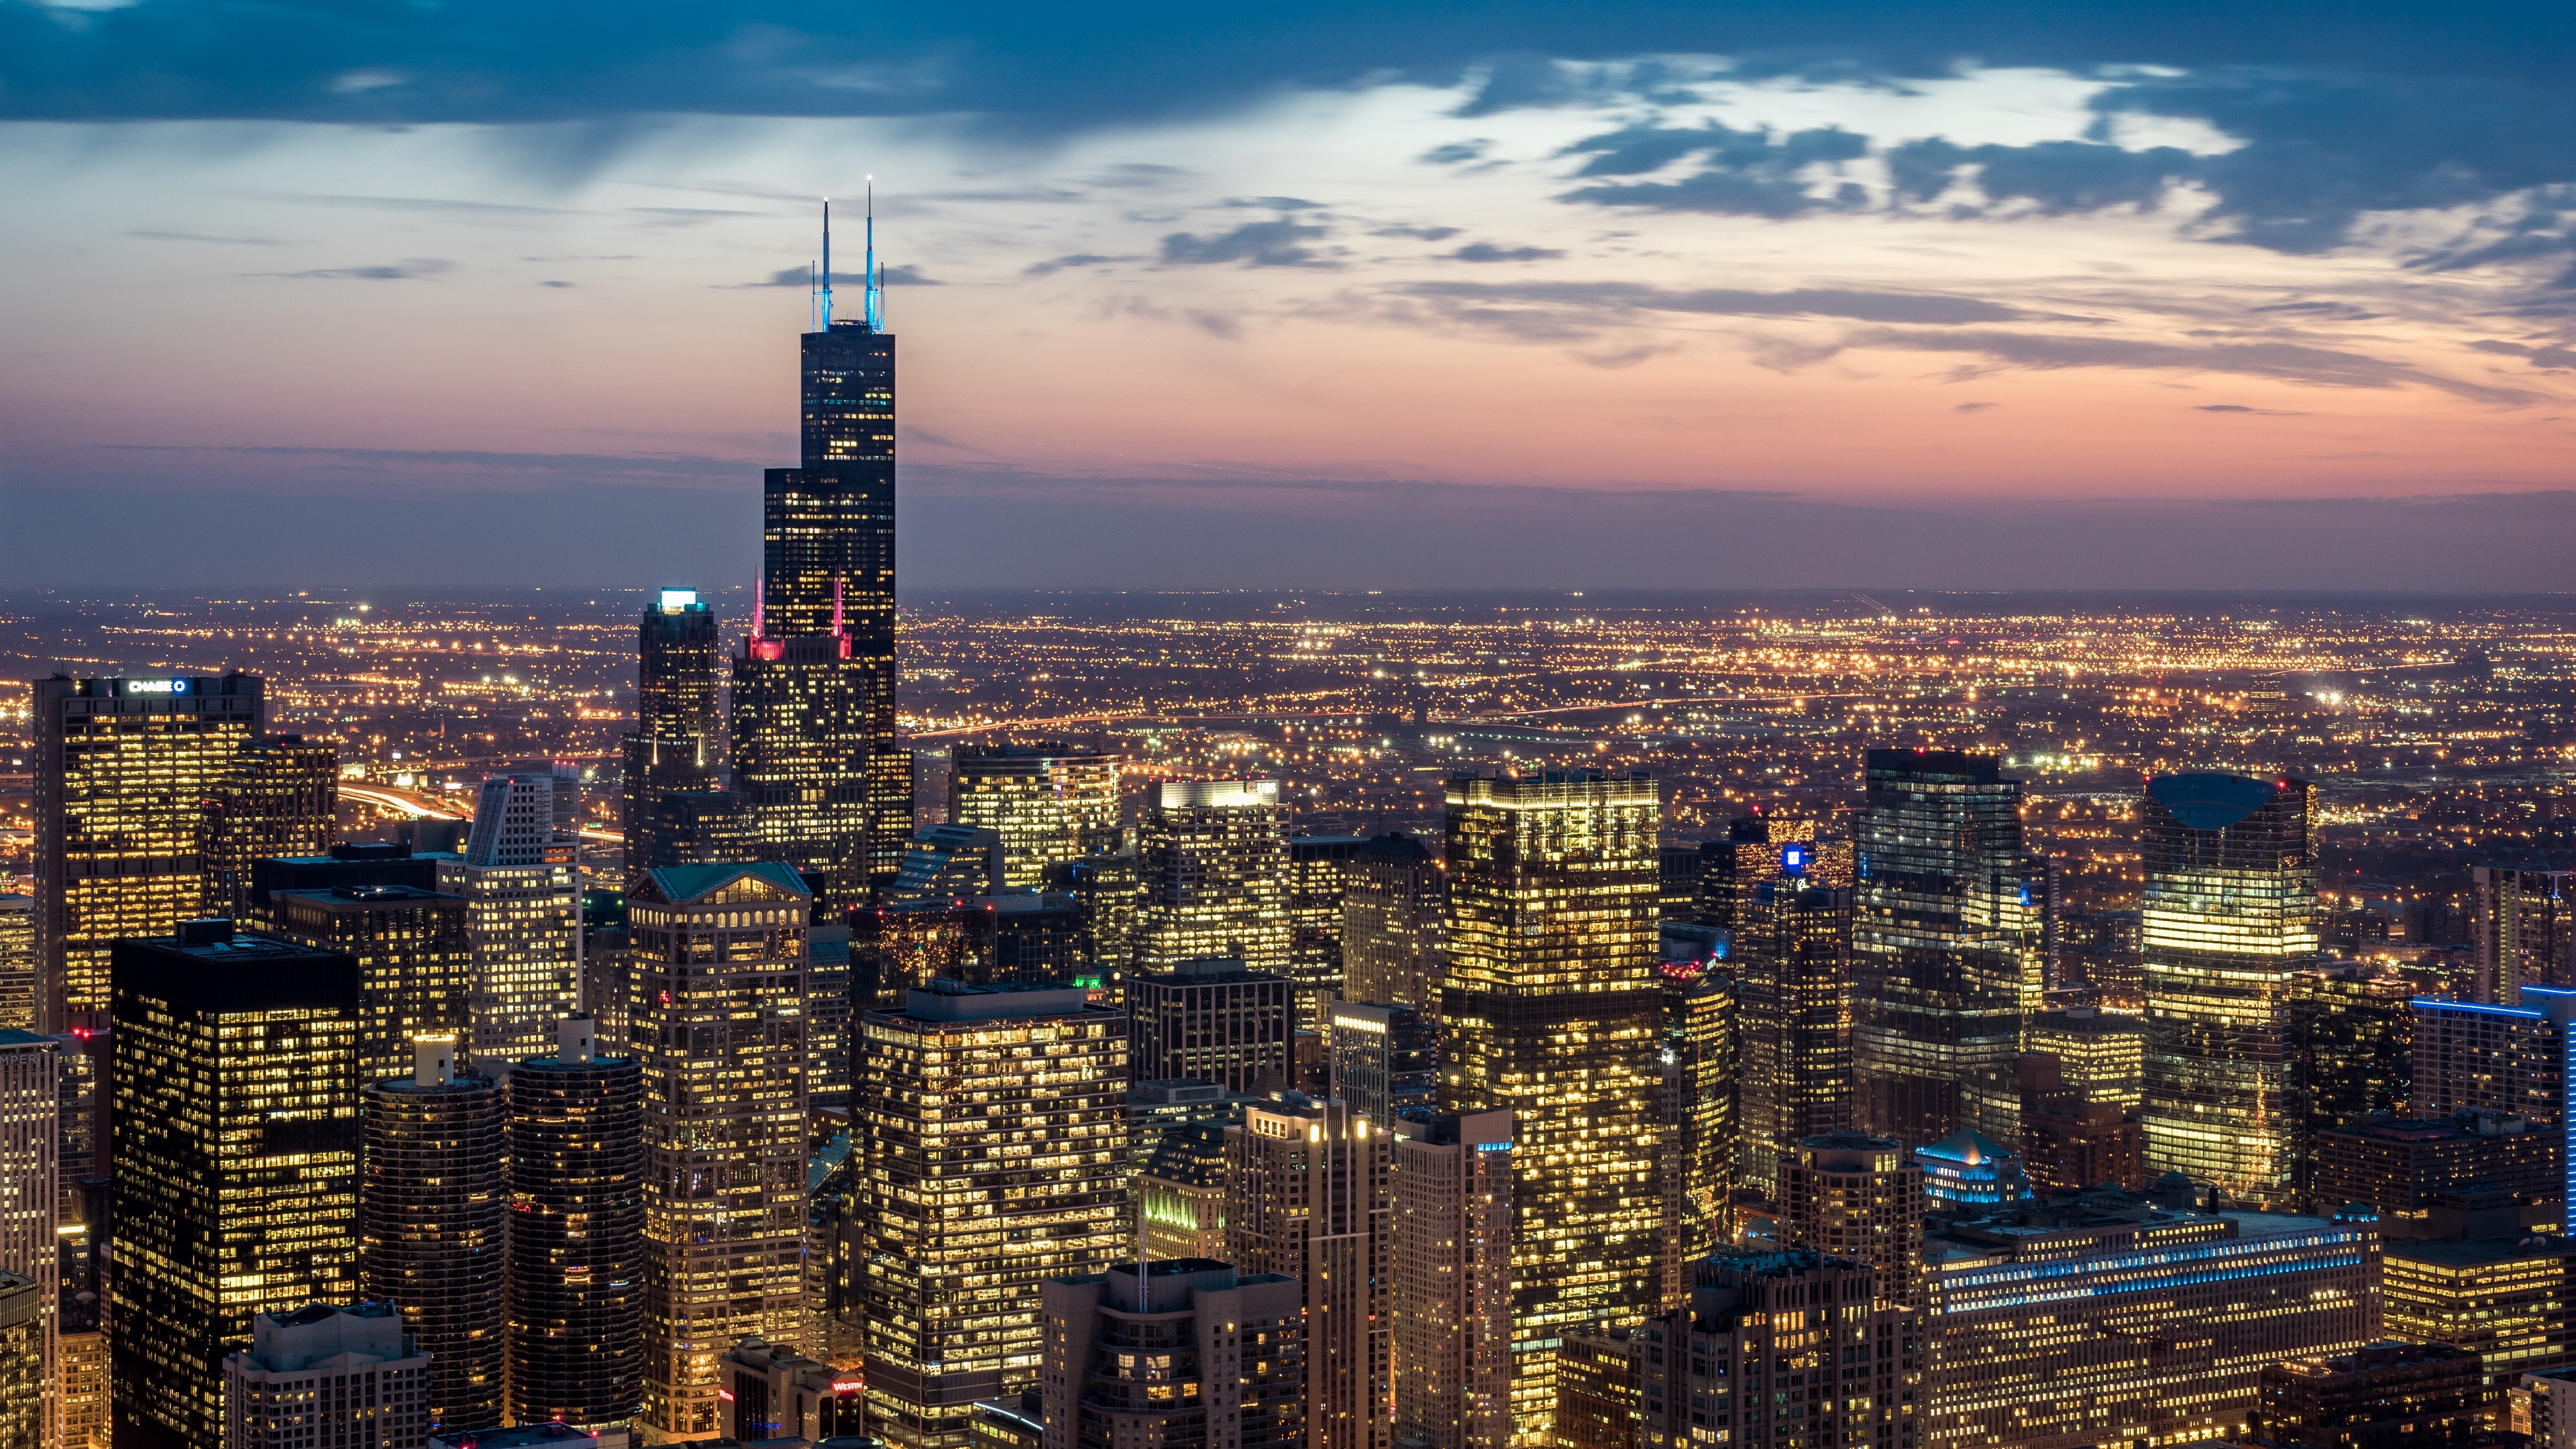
621, 590, 724, 892
730, 216, 908, 906
1851, 748, 2031, 1150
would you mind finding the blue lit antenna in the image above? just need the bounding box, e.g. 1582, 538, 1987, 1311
864, 178, 883, 332
820, 197, 834, 329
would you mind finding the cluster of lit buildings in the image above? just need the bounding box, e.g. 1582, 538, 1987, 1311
19, 232, 2576, 1449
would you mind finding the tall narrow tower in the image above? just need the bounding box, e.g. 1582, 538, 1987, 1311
731, 201, 909, 906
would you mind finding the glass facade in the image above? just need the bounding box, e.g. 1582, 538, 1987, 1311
437, 859, 580, 1072
2475, 865, 2576, 1004
273, 884, 474, 1085
946, 743, 1121, 890
1852, 749, 2031, 1150
199, 734, 338, 925
630, 864, 813, 1438
1136, 780, 1294, 978
2139, 773, 2318, 1204
1439, 769, 1661, 1435
1736, 877, 1856, 1200
35, 674, 267, 1032
623, 591, 725, 891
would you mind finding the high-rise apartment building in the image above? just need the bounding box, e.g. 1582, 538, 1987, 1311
1138, 781, 1293, 981
2139, 773, 2318, 1204
1289, 835, 1365, 1022
34, 672, 267, 1032
1227, 1093, 1393, 1449
1130, 957, 1295, 1092
441, 782, 581, 1070
1439, 769, 1661, 1432
362, 1035, 504, 1434
1326, 1000, 1438, 1127
199, 733, 338, 924
1342, 833, 1446, 1017
948, 743, 1121, 888
1389, 1109, 1513, 1449
623, 590, 726, 891
220, 1301, 432, 1449
859, 979, 1128, 1449
1635, 1252, 1922, 1449
0, 897, 30, 1031
629, 863, 812, 1437
1852, 749, 2031, 1149
1736, 871, 1856, 1200
274, 882, 475, 1085
1040, 1260, 1305, 1449
0, 1032, 53, 1448
507, 1014, 645, 1429
2287, 966, 2415, 1208
2476, 865, 2576, 1004
2413, 987, 2576, 1128
730, 250, 908, 906
1921, 1190, 2380, 1446
1780, 1130, 1923, 1308
111, 923, 361, 1449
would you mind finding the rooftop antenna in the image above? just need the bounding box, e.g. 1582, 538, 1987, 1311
808, 260, 818, 333
864, 177, 883, 333
831, 574, 845, 635
820, 197, 834, 329
751, 571, 765, 641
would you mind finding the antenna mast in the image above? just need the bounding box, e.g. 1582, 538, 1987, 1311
865, 178, 883, 333
820, 197, 834, 329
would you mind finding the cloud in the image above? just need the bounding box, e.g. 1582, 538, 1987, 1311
1836, 328, 2541, 405
252, 258, 453, 280
540, 279, 574, 288
2194, 404, 2308, 415
1953, 402, 2000, 413
1160, 219, 1332, 268
1419, 140, 1491, 165
2469, 338, 2576, 371
95, 443, 751, 482
128, 229, 284, 246
1558, 121, 1871, 218
754, 264, 941, 288
1448, 242, 1564, 262
1373, 225, 1463, 240
1402, 280, 2047, 325
1024, 253, 1132, 276
1885, 138, 2195, 215
1228, 195, 1322, 210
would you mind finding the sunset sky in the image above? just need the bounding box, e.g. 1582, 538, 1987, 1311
7, 3, 2576, 589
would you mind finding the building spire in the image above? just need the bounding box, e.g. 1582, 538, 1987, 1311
752, 572, 765, 640
864, 178, 883, 333
820, 197, 834, 330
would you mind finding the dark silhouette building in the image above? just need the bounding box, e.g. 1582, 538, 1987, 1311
274, 883, 474, 1084
621, 590, 725, 891
2256, 1342, 2489, 1449
1130, 957, 1295, 1093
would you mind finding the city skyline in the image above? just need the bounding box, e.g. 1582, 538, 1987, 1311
9, 5, 2576, 588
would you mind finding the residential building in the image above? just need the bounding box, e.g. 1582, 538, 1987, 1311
1554, 1327, 1639, 1449
1440, 769, 1662, 1433
1389, 1110, 1513, 1449
361, 1034, 504, 1433
1226, 1093, 1393, 1449
219, 1301, 431, 1449
508, 1014, 645, 1429
629, 863, 812, 1438
1779, 1129, 1923, 1307
111, 923, 362, 1449
1040, 1260, 1304, 1449
859, 980, 1129, 1449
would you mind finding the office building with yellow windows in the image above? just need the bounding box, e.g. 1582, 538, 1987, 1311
948, 742, 1122, 888
2138, 773, 2318, 1205
1440, 769, 1662, 1434
859, 979, 1128, 1449
1137, 781, 1293, 979
629, 863, 814, 1439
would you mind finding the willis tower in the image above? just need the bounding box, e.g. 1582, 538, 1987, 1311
731, 198, 910, 904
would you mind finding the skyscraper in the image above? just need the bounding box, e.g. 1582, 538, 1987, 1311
199, 732, 338, 925
1852, 748, 2031, 1149
1040, 1260, 1305, 1449
730, 207, 908, 906
1326, 1000, 1438, 1127
1389, 1110, 1513, 1449
1735, 870, 1856, 1201
0, 1032, 54, 1449
1662, 969, 1736, 1267
362, 1035, 504, 1434
507, 1015, 645, 1429
947, 743, 1121, 888
1137, 782, 1294, 979
1226, 1093, 1393, 1449
623, 590, 725, 891
629, 863, 812, 1437
1439, 769, 1661, 1432
2139, 773, 2318, 1204
34, 672, 268, 1032
2286, 965, 2415, 1209
0, 897, 30, 1031
1130, 956, 1295, 1093
111, 922, 361, 1448
1289, 835, 1365, 1022
1778, 1129, 1923, 1308
2475, 865, 2575, 1004
273, 882, 475, 1085
443, 771, 582, 1070
858, 979, 1128, 1449
1342, 832, 1446, 1017
220, 1301, 433, 1449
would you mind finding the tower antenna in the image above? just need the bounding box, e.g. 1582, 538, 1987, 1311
820, 197, 834, 329
864, 178, 883, 333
